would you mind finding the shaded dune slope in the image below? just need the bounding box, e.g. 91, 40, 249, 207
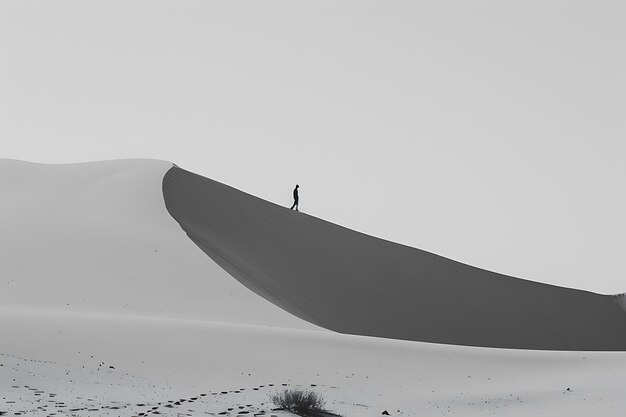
163, 166, 626, 350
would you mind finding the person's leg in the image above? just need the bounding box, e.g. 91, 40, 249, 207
290, 201, 296, 210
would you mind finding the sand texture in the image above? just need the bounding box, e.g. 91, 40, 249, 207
3, 159, 626, 417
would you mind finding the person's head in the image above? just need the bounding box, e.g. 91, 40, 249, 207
296, 184, 299, 188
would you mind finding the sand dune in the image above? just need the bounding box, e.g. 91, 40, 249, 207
0, 159, 315, 330
163, 165, 626, 350
3, 159, 626, 417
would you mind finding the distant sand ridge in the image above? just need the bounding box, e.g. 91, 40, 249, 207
0, 159, 315, 330
163, 165, 626, 351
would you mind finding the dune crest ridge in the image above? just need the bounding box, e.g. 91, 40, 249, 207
163, 165, 626, 351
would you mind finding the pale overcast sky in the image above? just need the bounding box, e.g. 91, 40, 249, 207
1, 1, 625, 293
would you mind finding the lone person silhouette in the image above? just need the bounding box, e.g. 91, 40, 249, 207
290, 184, 299, 211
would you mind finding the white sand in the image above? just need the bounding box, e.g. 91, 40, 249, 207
2, 159, 626, 417
0, 159, 315, 330
2, 307, 626, 416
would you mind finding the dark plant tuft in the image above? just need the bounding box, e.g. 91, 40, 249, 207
271, 389, 327, 416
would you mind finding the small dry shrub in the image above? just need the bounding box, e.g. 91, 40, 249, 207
271, 389, 326, 416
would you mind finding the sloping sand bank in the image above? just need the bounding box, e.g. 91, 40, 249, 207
163, 166, 626, 350
0, 159, 315, 330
